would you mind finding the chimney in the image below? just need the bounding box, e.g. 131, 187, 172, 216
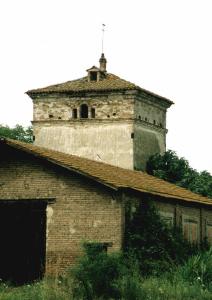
99, 53, 107, 72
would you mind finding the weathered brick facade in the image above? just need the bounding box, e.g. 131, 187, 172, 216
0, 145, 124, 277
124, 192, 212, 245
0, 139, 212, 282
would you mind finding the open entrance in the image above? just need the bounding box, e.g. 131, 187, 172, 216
0, 201, 46, 284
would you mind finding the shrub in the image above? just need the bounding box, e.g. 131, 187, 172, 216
178, 248, 212, 289
124, 200, 199, 276
114, 262, 146, 300
70, 245, 128, 299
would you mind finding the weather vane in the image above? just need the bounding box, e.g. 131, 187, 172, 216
102, 24, 106, 53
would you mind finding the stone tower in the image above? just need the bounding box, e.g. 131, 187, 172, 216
27, 54, 173, 170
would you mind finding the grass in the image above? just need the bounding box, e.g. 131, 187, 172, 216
142, 277, 212, 300
0, 249, 211, 299
0, 275, 211, 300
0, 278, 73, 300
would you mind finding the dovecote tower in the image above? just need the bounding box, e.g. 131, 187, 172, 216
27, 54, 173, 171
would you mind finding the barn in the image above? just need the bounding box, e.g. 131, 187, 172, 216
0, 138, 211, 283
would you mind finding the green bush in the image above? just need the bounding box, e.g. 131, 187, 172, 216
70, 245, 128, 299
115, 269, 146, 300
124, 201, 199, 276
70, 245, 150, 299
178, 248, 212, 289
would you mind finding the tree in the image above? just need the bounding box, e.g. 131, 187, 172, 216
0, 124, 33, 143
124, 200, 198, 276
146, 150, 212, 198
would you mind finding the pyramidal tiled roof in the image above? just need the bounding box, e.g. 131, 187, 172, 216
1, 138, 211, 206
26, 73, 172, 103
26, 74, 140, 94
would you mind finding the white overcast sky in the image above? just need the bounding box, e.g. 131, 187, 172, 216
0, 0, 212, 173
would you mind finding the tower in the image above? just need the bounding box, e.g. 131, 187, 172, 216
27, 54, 173, 170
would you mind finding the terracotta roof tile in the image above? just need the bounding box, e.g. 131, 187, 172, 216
26, 74, 138, 94
1, 138, 211, 206
26, 73, 173, 104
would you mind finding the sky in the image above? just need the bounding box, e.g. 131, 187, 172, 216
0, 0, 212, 173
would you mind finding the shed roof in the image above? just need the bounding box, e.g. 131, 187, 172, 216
1, 138, 211, 206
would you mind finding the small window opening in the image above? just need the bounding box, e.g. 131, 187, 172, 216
131, 133, 134, 139
49, 114, 53, 118
73, 108, 78, 119
159, 123, 163, 127
145, 117, 148, 122
58, 117, 61, 120
113, 113, 116, 116
80, 104, 88, 118
138, 115, 141, 120
33, 135, 35, 141
91, 108, 95, 118
153, 120, 156, 125
84, 242, 112, 255
107, 115, 110, 118
90, 72, 97, 81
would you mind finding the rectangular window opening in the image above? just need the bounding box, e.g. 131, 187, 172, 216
91, 108, 95, 118
159, 211, 174, 227
90, 72, 97, 81
72, 109, 77, 119
84, 242, 112, 255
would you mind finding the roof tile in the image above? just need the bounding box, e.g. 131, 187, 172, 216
26, 73, 173, 103
1, 138, 211, 206
27, 74, 138, 94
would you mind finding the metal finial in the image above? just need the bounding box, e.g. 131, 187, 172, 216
102, 24, 106, 53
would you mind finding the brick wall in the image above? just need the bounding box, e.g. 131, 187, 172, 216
124, 192, 212, 245
0, 146, 124, 275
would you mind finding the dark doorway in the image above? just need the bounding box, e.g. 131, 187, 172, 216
0, 201, 46, 284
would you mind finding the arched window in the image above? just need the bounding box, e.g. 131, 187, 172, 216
80, 104, 88, 118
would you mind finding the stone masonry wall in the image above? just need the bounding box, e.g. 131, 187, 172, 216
32, 91, 169, 171
33, 93, 135, 169
33, 120, 134, 170
33, 93, 134, 121
0, 147, 124, 275
133, 122, 166, 170
133, 96, 167, 170
134, 99, 166, 128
